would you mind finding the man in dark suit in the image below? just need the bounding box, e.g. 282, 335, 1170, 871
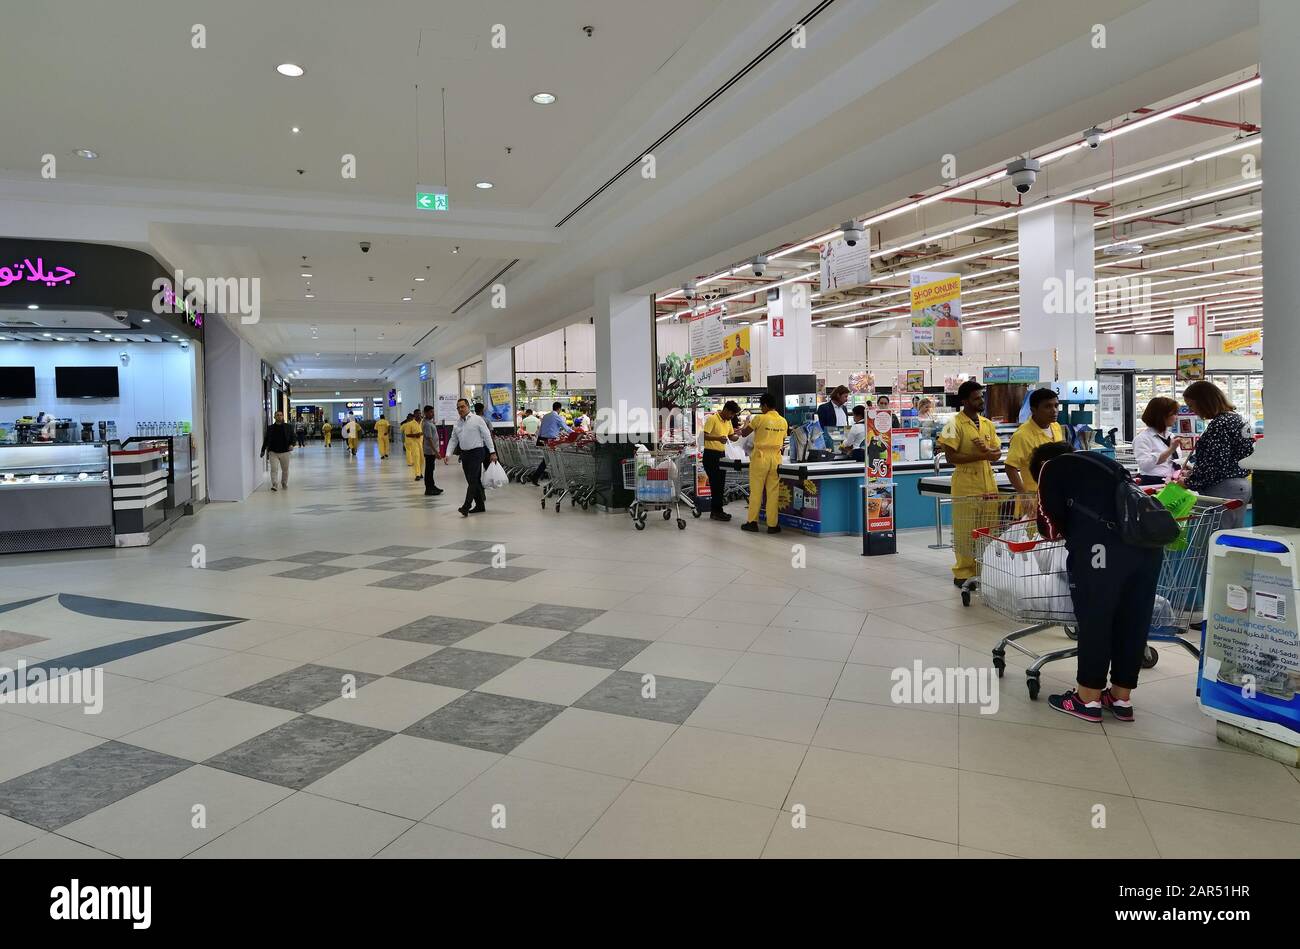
817, 385, 851, 431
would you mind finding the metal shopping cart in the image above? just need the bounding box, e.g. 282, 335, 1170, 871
978, 492, 1243, 699
540, 443, 568, 511
516, 439, 544, 484
949, 492, 1042, 607
559, 441, 598, 509
622, 447, 697, 530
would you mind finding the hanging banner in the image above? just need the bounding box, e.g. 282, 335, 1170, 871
819, 235, 872, 293
1176, 347, 1206, 383
483, 383, 514, 425
1221, 328, 1262, 356
690, 308, 751, 385
910, 271, 962, 356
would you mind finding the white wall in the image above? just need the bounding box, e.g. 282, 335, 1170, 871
0, 339, 194, 435
513, 323, 596, 390
204, 317, 265, 502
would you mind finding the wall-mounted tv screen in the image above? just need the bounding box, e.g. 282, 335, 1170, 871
55, 366, 119, 399
0, 366, 37, 399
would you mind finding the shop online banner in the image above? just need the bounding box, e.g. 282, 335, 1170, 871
689, 309, 751, 385
910, 271, 962, 357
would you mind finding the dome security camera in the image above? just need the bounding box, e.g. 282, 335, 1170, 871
751, 256, 768, 278
840, 221, 864, 247
359, 241, 371, 253
681, 281, 697, 300
1083, 126, 1103, 149
1006, 157, 1041, 195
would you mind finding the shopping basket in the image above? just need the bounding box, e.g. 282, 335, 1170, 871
977, 492, 1243, 699
622, 447, 699, 530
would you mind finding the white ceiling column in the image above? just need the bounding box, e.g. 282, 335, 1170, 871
766, 286, 813, 379
1247, 0, 1300, 525
1018, 203, 1096, 383
594, 271, 654, 440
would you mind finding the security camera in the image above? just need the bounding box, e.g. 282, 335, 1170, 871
751, 256, 768, 278
840, 221, 864, 247
681, 281, 697, 300
1083, 126, 1103, 149
359, 241, 371, 254
1006, 157, 1041, 195
179, 340, 190, 351
111, 310, 129, 324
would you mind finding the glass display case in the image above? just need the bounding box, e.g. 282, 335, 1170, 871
0, 443, 114, 553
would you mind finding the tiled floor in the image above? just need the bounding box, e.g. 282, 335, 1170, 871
0, 443, 1296, 859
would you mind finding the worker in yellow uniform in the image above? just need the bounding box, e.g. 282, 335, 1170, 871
342, 417, 361, 456
1005, 387, 1064, 495
401, 414, 423, 480
737, 392, 789, 534
938, 380, 1002, 588
375, 414, 391, 459
322, 420, 332, 448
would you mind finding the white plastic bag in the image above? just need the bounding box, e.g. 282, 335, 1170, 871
484, 461, 508, 490
724, 440, 747, 462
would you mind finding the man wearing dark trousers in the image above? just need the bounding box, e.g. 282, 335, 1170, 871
1033, 443, 1163, 724
420, 405, 444, 496
445, 398, 497, 516
701, 400, 740, 521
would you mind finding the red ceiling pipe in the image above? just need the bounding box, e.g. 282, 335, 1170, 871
1132, 107, 1259, 133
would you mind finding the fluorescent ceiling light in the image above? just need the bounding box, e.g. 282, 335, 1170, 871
276, 63, 305, 77
301, 273, 312, 277
476, 181, 494, 189
74, 148, 98, 159
415, 277, 426, 282
532, 92, 556, 104
26, 304, 38, 310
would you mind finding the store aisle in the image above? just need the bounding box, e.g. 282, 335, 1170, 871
0, 443, 1296, 859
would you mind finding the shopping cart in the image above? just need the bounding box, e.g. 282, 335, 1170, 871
622, 447, 697, 530
516, 439, 544, 484
494, 436, 523, 481
978, 492, 1243, 699
559, 441, 598, 509
539, 443, 568, 511
950, 492, 1042, 607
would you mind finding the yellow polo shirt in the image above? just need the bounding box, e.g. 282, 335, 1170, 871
1005, 420, 1063, 492
375, 418, 390, 440
937, 412, 999, 496
702, 413, 733, 450
749, 411, 789, 453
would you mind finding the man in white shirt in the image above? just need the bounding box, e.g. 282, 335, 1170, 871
341, 418, 361, 456
445, 398, 498, 516
841, 405, 868, 460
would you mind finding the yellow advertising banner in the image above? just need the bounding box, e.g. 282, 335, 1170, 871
692, 326, 751, 383
910, 271, 962, 356
1222, 328, 1262, 355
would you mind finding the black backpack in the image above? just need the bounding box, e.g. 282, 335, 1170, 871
1066, 451, 1181, 549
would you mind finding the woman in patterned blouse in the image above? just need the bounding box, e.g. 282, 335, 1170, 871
1182, 381, 1253, 529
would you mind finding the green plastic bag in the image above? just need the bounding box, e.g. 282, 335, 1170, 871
1154, 482, 1196, 551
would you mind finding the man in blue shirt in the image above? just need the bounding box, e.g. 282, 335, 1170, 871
533, 402, 571, 482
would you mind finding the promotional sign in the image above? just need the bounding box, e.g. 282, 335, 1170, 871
865, 410, 894, 533
690, 312, 752, 386
1008, 366, 1041, 385
905, 370, 925, 394
910, 271, 962, 356
819, 235, 872, 293
1222, 328, 1262, 356
848, 371, 874, 394
483, 383, 514, 425
1098, 375, 1125, 432
1176, 347, 1206, 383
982, 366, 1011, 384
891, 428, 920, 464
778, 476, 821, 532
435, 394, 459, 424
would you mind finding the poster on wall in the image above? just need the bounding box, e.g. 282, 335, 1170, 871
905, 370, 925, 394
435, 394, 459, 424
690, 310, 751, 385
819, 235, 872, 293
1176, 347, 1206, 383
848, 371, 874, 394
483, 383, 514, 425
910, 271, 962, 356
1221, 329, 1262, 357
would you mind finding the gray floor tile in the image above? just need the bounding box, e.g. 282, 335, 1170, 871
534, 631, 652, 669
505, 603, 607, 632
390, 648, 521, 689
205, 715, 391, 789
278, 551, 354, 564
404, 692, 564, 754
466, 566, 545, 583
364, 546, 434, 558
367, 558, 439, 572
205, 557, 269, 572
274, 564, 354, 581
229, 664, 381, 713
381, 615, 494, 646
453, 549, 517, 565
0, 741, 190, 830
574, 670, 714, 724
368, 573, 453, 591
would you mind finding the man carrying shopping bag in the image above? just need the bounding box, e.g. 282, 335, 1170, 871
444, 398, 497, 516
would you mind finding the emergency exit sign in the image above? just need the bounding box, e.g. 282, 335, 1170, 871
415, 189, 449, 211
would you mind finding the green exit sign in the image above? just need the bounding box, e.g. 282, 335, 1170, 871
416, 190, 449, 211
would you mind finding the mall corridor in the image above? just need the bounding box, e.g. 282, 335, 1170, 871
1, 443, 1297, 859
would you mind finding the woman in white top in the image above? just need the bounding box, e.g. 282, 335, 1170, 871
1132, 396, 1182, 485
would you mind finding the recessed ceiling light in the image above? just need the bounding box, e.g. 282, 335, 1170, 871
141, 318, 150, 323
414, 277, 426, 282
301, 273, 312, 277
276, 63, 304, 77
305, 293, 315, 299
532, 92, 556, 105
452, 246, 459, 254
402, 297, 413, 302
475, 181, 493, 190
291, 126, 301, 134
74, 148, 98, 159
54, 337, 64, 341
26, 304, 38, 310
42, 333, 51, 337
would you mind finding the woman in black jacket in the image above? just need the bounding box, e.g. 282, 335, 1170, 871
1182, 381, 1253, 529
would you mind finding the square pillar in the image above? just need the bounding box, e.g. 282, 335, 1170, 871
1018, 202, 1096, 382
594, 271, 655, 441
766, 285, 813, 377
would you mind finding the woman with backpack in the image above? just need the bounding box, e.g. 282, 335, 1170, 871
1031, 442, 1174, 724
1182, 381, 1253, 530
